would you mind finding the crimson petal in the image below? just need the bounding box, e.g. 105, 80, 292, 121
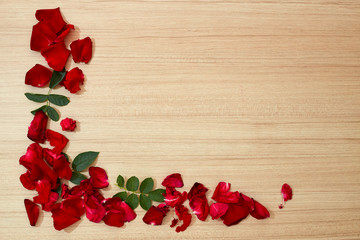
25, 64, 53, 87
33, 179, 52, 204
164, 187, 187, 208
60, 117, 76, 131
250, 200, 270, 220
35, 8, 67, 34
281, 183, 293, 202
85, 195, 106, 223
174, 205, 192, 232
220, 203, 250, 226
24, 199, 40, 226
189, 196, 209, 221
89, 167, 109, 189
70, 37, 93, 63
53, 155, 72, 180
61, 196, 85, 218
41, 42, 70, 71
62, 67, 84, 93
51, 207, 81, 231
103, 211, 125, 227
143, 204, 169, 225
209, 202, 229, 220
162, 173, 184, 188
212, 182, 241, 204
27, 110, 48, 144
45, 129, 68, 154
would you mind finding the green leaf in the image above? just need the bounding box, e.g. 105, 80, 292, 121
149, 189, 166, 202
126, 176, 139, 192
72, 151, 99, 172
46, 106, 60, 121
117, 175, 125, 188
70, 172, 87, 185
125, 193, 139, 210
31, 105, 48, 115
140, 178, 154, 194
140, 194, 152, 210
49, 69, 66, 89
48, 94, 70, 106
25, 93, 48, 103
113, 192, 128, 201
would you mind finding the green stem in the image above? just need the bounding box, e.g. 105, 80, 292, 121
118, 186, 142, 195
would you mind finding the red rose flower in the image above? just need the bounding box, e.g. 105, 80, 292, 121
24, 199, 40, 226
209, 202, 229, 220
70, 37, 93, 63
45, 129, 68, 154
89, 167, 109, 189
212, 182, 241, 204
25, 64, 53, 87
162, 173, 184, 188
85, 195, 106, 223
142, 204, 169, 225
27, 110, 48, 144
60, 117, 76, 131
62, 67, 84, 93
41, 42, 70, 71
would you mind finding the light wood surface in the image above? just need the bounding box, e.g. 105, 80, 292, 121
1, 1, 360, 239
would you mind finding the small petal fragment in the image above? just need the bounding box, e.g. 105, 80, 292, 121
60, 118, 76, 131
281, 183, 293, 202
143, 204, 169, 225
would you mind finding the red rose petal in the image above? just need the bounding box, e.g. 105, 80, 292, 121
45, 129, 68, 154
42, 192, 59, 212
61, 196, 85, 218
220, 203, 250, 226
120, 202, 137, 222
53, 155, 72, 180
89, 167, 109, 189
62, 67, 84, 93
25, 64, 53, 87
60, 117, 76, 131
250, 200, 270, 220
51, 207, 81, 231
35, 7, 67, 34
164, 187, 187, 208
20, 171, 37, 190
70, 37, 93, 63
24, 199, 40, 226
162, 173, 184, 188
33, 179, 51, 205
55, 24, 74, 43
174, 205, 192, 233
41, 42, 70, 71
212, 182, 241, 204
27, 110, 48, 144
103, 211, 125, 227
170, 218, 178, 228
209, 202, 229, 220
30, 22, 57, 51
85, 195, 106, 223
188, 182, 208, 199
189, 196, 209, 221
281, 183, 293, 202
143, 204, 169, 225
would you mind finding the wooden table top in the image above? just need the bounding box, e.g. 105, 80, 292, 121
0, 1, 359, 239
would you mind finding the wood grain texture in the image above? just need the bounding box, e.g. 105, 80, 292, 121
0, 0, 359, 239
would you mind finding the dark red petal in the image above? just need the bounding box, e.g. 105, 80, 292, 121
19, 143, 43, 170
20, 171, 37, 190
174, 205, 192, 232
35, 7, 67, 34
170, 218, 178, 228
281, 183, 293, 202
89, 167, 109, 189
60, 118, 76, 131
42, 192, 59, 212
189, 196, 209, 221
25, 64, 53, 87
68, 185, 84, 198
30, 22, 57, 51
43, 148, 63, 166
143, 205, 168, 225
103, 211, 125, 227
85, 195, 106, 223
27, 110, 48, 144
250, 200, 270, 220
62, 67, 84, 93
70, 37, 93, 63
209, 202, 229, 220
164, 187, 187, 207
55, 24, 74, 43
212, 182, 241, 204
53, 155, 72, 180
120, 202, 137, 222
162, 173, 184, 188
33, 179, 51, 204
45, 129, 68, 154
24, 199, 40, 226
240, 193, 255, 211
51, 207, 81, 231
61, 196, 85, 218
220, 203, 250, 226
102, 197, 122, 211
41, 42, 70, 71
188, 182, 208, 200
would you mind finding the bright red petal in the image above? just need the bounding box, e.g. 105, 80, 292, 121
143, 205, 169, 225
61, 196, 85, 218
20, 171, 37, 190
162, 173, 184, 188
24, 199, 40, 226
212, 182, 241, 204
281, 183, 293, 202
33, 179, 51, 204
189, 196, 209, 221
209, 202, 229, 220
62, 67, 84, 93
55, 24, 74, 43
53, 155, 72, 180
35, 8, 67, 34
103, 211, 125, 227
220, 203, 250, 226
70, 37, 93, 63
51, 207, 81, 231
27, 110, 48, 144
30, 22, 57, 51
250, 200, 270, 220
25, 64, 53, 87
45, 129, 68, 154
120, 202, 137, 222
89, 167, 109, 189
41, 42, 70, 71
164, 187, 187, 207
85, 195, 106, 223
60, 118, 76, 131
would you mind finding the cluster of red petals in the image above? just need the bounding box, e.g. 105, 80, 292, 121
60, 117, 77, 131
279, 183, 293, 209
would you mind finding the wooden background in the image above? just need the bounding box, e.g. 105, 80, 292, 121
0, 0, 359, 239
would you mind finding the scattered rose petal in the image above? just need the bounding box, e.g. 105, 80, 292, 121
20, 170, 37, 190
27, 110, 48, 144
25, 64, 52, 87
30, 22, 57, 51
85, 195, 106, 223
281, 183, 293, 202
51, 206, 81, 231
60, 118, 76, 131
45, 129, 68, 154
42, 192, 59, 212
212, 182, 241, 204
209, 202, 229, 220
250, 200, 270, 220
170, 218, 178, 228
143, 204, 169, 225
163, 187, 187, 208
53, 155, 72, 180
61, 196, 85, 218
103, 211, 125, 227
62, 67, 84, 93
189, 196, 209, 221
24, 199, 40, 226
188, 182, 208, 199
70, 37, 93, 63
162, 173, 184, 188
41, 42, 70, 71
174, 205, 192, 233
89, 167, 109, 189
35, 8, 67, 34
33, 179, 52, 205
221, 203, 250, 226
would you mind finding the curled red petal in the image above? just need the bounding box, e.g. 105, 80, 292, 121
35, 7, 67, 34
188, 182, 208, 200
41, 42, 70, 71
53, 155, 72, 180
85, 195, 106, 223
51, 207, 81, 231
42, 192, 59, 212
60, 117, 76, 131
220, 203, 250, 226
27, 110, 48, 144
209, 202, 229, 220
70, 37, 93, 63
212, 182, 241, 204
24, 199, 40, 226
162, 173, 184, 188
89, 167, 109, 189
62, 67, 84, 93
45, 129, 68, 154
164, 187, 187, 207
189, 196, 209, 221
174, 205, 192, 232
281, 183, 293, 202
55, 24, 74, 43
33, 179, 52, 205
170, 218, 178, 228
250, 200, 270, 220
25, 64, 53, 87
143, 204, 169, 225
